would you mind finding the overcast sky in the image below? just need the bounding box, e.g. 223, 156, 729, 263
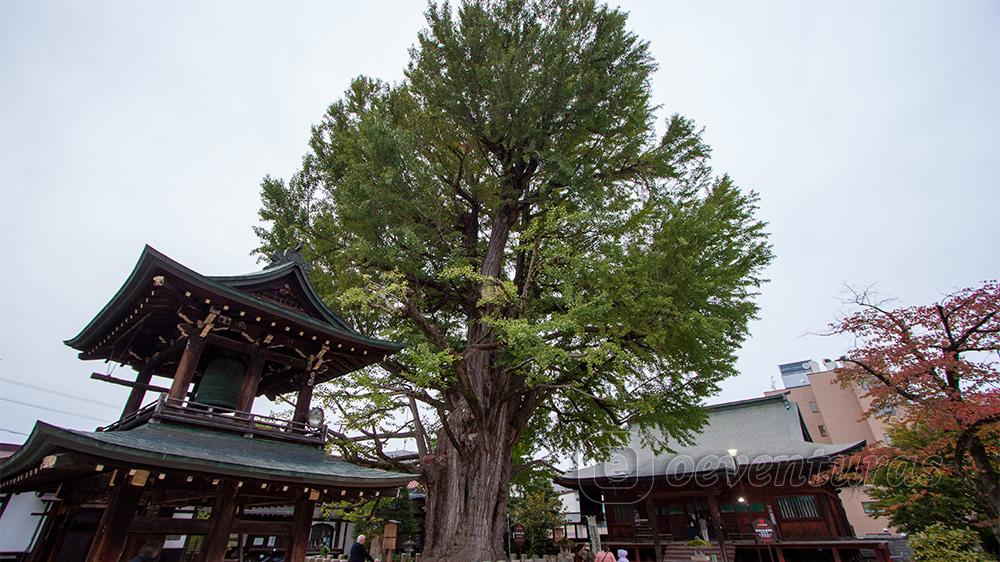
1, 1, 997, 443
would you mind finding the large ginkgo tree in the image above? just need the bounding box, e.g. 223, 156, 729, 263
256, 1, 772, 559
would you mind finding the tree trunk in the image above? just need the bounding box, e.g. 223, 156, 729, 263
420, 402, 522, 562
420, 202, 531, 561
967, 435, 1000, 543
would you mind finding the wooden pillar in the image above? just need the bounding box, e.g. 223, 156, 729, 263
820, 494, 840, 537
775, 548, 786, 562
286, 490, 316, 562
292, 379, 314, 425
121, 368, 153, 419
706, 494, 729, 562
85, 474, 144, 562
197, 480, 239, 562
236, 346, 268, 412
644, 496, 663, 562
169, 336, 207, 401
831, 547, 842, 562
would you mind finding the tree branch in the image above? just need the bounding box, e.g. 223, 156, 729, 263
840, 357, 923, 403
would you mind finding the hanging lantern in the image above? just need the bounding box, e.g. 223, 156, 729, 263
306, 407, 325, 427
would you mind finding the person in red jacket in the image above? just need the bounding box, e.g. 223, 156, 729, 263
594, 545, 616, 562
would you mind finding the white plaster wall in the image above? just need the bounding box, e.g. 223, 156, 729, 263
0, 493, 46, 553
558, 490, 580, 517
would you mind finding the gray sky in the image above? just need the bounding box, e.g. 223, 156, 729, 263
1, 1, 997, 443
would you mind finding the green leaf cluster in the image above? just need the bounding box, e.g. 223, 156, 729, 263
863, 424, 998, 549
508, 477, 566, 557
910, 523, 993, 562
329, 487, 419, 546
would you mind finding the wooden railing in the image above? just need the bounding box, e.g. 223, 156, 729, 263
97, 394, 328, 446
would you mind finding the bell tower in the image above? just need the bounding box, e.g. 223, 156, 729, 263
65, 244, 404, 444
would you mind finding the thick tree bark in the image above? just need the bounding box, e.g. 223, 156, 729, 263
967, 435, 1000, 542
421, 404, 518, 562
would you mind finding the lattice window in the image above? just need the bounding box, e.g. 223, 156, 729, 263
777, 495, 820, 520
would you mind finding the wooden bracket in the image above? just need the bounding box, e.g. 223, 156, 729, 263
198, 308, 220, 337
130, 469, 150, 487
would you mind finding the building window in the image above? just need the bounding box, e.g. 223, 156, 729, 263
656, 504, 684, 516
818, 424, 828, 437
809, 401, 819, 413
777, 495, 820, 520
876, 405, 897, 418
862, 501, 881, 516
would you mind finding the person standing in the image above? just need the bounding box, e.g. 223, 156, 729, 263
594, 545, 615, 562
348, 534, 380, 562
574, 543, 595, 562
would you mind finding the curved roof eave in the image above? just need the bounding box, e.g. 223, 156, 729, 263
65, 245, 404, 353
1, 421, 414, 489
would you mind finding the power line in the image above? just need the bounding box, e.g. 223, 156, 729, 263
0, 397, 111, 423
0, 376, 119, 409
0, 427, 28, 436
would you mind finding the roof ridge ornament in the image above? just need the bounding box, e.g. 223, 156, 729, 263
266, 243, 312, 273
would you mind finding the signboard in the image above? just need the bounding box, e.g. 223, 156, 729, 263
778, 360, 817, 388
778, 361, 814, 376
512, 523, 526, 545
382, 520, 399, 551
752, 518, 776, 544
585, 515, 602, 552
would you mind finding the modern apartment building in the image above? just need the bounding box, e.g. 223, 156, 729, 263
766, 359, 896, 537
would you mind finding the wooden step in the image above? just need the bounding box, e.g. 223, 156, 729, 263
661, 543, 736, 562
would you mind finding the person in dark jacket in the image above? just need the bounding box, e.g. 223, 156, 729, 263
127, 541, 161, 562
348, 535, 379, 562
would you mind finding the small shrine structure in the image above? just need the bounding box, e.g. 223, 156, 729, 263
0, 245, 412, 562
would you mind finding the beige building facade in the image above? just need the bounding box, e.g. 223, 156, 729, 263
765, 362, 896, 537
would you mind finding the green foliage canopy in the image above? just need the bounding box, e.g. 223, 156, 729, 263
256, 0, 772, 477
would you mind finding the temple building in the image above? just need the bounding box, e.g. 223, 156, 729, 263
556, 395, 894, 562
0, 246, 413, 562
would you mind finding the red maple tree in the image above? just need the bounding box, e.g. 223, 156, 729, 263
830, 281, 1000, 536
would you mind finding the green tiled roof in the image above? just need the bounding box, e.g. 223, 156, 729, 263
1, 421, 414, 489
558, 394, 865, 484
